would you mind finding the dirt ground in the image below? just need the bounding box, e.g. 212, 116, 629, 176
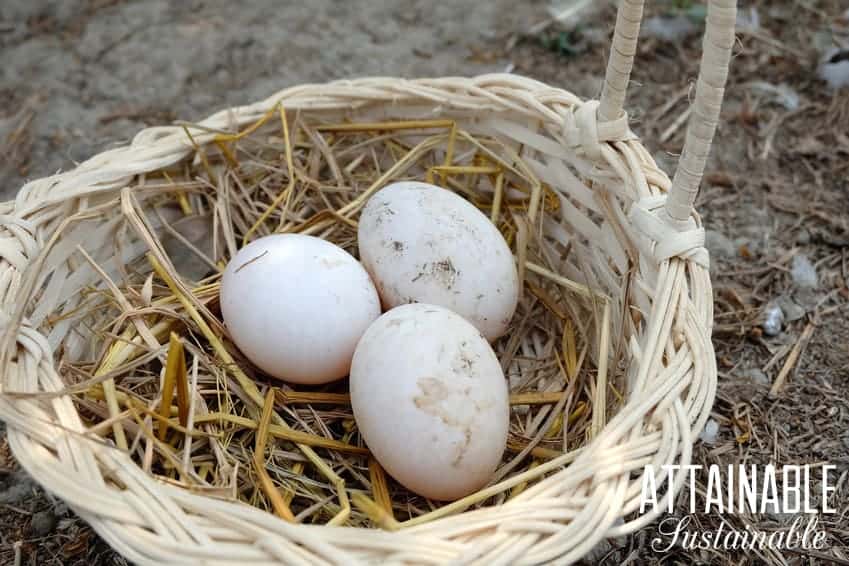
1, 0, 848, 564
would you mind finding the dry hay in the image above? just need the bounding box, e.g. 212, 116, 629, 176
38, 107, 624, 528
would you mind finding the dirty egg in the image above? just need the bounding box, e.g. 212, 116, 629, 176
220, 234, 380, 384
358, 181, 519, 341
350, 304, 509, 500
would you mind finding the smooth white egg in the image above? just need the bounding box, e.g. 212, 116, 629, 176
350, 304, 509, 500
358, 181, 519, 341
220, 234, 380, 384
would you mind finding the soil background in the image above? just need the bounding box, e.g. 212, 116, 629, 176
1, 1, 848, 564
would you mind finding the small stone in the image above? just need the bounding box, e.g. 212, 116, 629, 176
699, 419, 719, 444
705, 230, 735, 259
29, 509, 58, 537
791, 254, 818, 289
741, 368, 769, 386
794, 287, 820, 312
775, 295, 806, 322
820, 48, 849, 90
762, 303, 784, 336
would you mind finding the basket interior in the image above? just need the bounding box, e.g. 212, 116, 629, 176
12, 93, 701, 529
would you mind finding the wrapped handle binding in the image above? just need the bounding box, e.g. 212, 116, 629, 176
599, 0, 737, 224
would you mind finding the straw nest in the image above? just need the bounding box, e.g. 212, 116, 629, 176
25, 106, 627, 529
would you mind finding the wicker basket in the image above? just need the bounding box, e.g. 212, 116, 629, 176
0, 0, 736, 563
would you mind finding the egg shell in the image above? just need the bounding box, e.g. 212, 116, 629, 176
220, 234, 380, 384
358, 181, 519, 341
350, 304, 509, 501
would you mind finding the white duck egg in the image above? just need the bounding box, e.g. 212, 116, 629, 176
350, 303, 509, 500
220, 234, 380, 384
358, 181, 519, 341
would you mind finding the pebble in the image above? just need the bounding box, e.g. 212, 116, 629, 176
791, 254, 818, 288
29, 509, 58, 537
705, 230, 736, 259
762, 303, 784, 336
819, 48, 849, 90
794, 287, 820, 312
699, 419, 719, 444
775, 295, 806, 322
741, 368, 770, 386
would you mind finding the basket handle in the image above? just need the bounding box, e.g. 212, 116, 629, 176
599, 0, 737, 223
